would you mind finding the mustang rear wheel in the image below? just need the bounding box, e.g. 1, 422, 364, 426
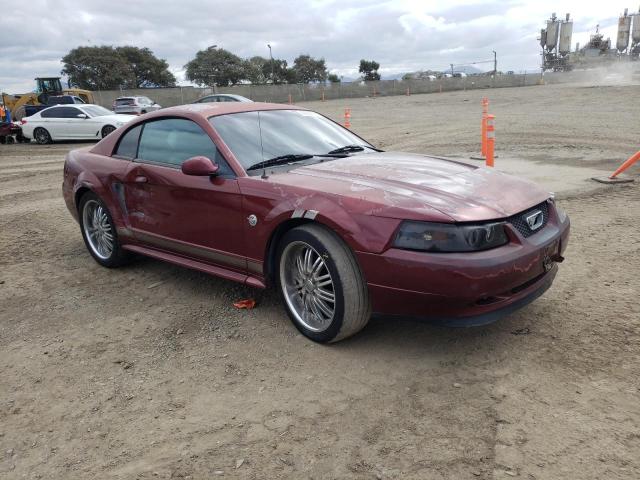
277, 224, 371, 343
79, 192, 130, 267
34, 128, 51, 145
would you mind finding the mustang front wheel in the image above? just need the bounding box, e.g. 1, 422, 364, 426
277, 224, 370, 343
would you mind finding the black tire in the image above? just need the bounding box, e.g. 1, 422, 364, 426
0, 136, 5, 144
6, 136, 15, 144
276, 224, 371, 343
101, 125, 116, 138
13, 106, 27, 122
78, 191, 131, 268
34, 128, 51, 145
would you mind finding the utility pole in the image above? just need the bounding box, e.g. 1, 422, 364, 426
267, 44, 274, 84
450, 63, 454, 75
493, 50, 497, 75
210, 45, 218, 93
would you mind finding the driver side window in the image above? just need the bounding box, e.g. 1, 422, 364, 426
136, 118, 232, 175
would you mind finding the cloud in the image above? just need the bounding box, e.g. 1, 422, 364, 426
0, 0, 635, 93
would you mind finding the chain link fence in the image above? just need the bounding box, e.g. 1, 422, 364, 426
91, 71, 590, 109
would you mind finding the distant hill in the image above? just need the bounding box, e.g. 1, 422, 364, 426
338, 65, 486, 83
452, 65, 485, 74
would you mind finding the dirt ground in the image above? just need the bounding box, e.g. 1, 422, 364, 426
1, 83, 639, 480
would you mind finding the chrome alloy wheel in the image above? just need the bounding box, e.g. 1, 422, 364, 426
280, 241, 336, 332
82, 200, 114, 260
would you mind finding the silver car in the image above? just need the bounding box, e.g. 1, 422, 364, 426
194, 94, 253, 103
113, 96, 161, 115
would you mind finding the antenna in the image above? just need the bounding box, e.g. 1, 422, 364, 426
257, 111, 267, 179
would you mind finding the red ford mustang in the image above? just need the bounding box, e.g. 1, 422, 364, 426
62, 103, 570, 342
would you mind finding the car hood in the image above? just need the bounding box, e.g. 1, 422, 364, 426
270, 152, 550, 222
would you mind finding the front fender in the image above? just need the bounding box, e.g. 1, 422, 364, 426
253, 193, 402, 262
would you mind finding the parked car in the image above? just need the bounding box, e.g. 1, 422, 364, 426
22, 95, 87, 118
21, 104, 136, 144
62, 103, 570, 343
47, 95, 86, 105
113, 96, 161, 115
194, 94, 252, 103
0, 121, 29, 144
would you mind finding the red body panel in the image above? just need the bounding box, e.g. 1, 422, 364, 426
121, 162, 245, 272
62, 102, 570, 322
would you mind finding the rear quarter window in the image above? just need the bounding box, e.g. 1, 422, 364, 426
41, 107, 65, 118
114, 125, 142, 159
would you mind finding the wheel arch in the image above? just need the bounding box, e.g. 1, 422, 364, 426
33, 126, 52, 142
264, 217, 314, 284
101, 124, 116, 137
74, 185, 92, 211
262, 213, 365, 286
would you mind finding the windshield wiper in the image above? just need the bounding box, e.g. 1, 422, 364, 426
246, 154, 314, 171
327, 144, 382, 155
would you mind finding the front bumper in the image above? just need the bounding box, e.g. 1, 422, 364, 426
356, 208, 570, 322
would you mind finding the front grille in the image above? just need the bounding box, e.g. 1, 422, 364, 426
507, 201, 549, 238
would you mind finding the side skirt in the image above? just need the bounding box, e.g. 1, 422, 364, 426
122, 244, 266, 289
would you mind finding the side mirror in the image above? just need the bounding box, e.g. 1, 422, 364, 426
77, 113, 88, 119
181, 156, 219, 176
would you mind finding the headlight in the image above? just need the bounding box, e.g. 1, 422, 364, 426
393, 221, 509, 252
549, 198, 568, 223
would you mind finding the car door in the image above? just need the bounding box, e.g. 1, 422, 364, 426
120, 118, 246, 273
57, 106, 92, 139
39, 107, 66, 139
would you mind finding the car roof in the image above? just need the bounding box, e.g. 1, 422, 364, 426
143, 102, 306, 119
39, 103, 105, 112
198, 93, 251, 101
89, 102, 309, 158
206, 94, 243, 98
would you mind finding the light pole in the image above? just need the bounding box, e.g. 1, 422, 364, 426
493, 50, 497, 75
267, 44, 275, 84
210, 45, 218, 93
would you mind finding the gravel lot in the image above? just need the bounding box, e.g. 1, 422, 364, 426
1, 83, 639, 479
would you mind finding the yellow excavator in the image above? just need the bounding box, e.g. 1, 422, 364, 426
1, 77, 95, 120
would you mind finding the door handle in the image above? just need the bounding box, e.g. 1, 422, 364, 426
134, 176, 148, 184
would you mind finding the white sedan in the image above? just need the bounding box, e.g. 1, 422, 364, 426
21, 105, 137, 144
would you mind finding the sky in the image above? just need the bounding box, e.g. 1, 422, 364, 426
0, 0, 636, 93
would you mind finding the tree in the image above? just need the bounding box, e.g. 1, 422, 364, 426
62, 46, 176, 90
359, 59, 381, 81
62, 46, 132, 90
184, 46, 244, 87
265, 58, 295, 84
243, 56, 269, 84
116, 46, 176, 88
292, 55, 327, 83
327, 73, 341, 83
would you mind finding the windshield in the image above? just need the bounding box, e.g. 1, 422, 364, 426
83, 106, 114, 117
209, 110, 371, 170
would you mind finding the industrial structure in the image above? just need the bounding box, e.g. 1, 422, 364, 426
540, 7, 640, 71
